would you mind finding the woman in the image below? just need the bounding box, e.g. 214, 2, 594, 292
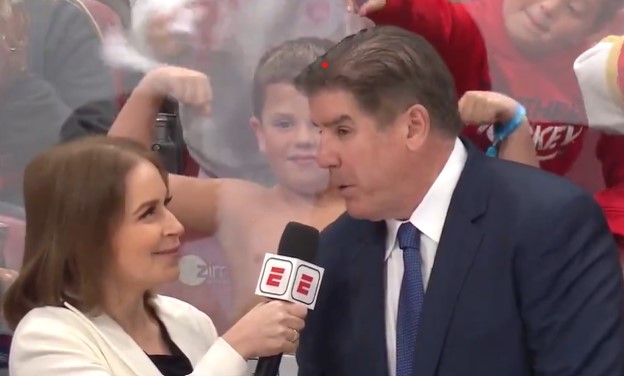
3, 136, 307, 376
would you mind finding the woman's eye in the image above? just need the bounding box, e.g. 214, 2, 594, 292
140, 206, 156, 219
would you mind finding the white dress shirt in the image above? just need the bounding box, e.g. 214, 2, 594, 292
384, 138, 467, 376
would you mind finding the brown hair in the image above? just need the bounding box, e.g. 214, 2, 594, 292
295, 26, 462, 136
3, 136, 168, 330
252, 37, 335, 117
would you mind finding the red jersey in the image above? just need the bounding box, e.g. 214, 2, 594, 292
368, 0, 624, 242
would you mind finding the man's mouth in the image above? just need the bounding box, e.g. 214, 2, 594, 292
337, 184, 353, 192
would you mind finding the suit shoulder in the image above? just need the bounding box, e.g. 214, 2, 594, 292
12, 306, 98, 350
320, 212, 351, 240
320, 212, 374, 245
16, 305, 81, 330
317, 214, 383, 264
487, 158, 592, 206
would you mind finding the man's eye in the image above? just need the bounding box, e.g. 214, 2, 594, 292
337, 128, 350, 136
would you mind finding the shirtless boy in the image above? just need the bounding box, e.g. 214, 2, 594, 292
109, 37, 345, 321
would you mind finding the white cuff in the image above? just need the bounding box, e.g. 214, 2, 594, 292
192, 337, 248, 376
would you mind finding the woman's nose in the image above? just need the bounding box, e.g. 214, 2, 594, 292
163, 208, 185, 237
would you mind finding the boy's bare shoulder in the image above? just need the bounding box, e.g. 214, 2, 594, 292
217, 178, 273, 209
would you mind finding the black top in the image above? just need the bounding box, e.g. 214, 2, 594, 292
147, 318, 193, 376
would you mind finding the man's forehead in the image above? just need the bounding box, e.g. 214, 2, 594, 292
309, 89, 358, 113
309, 89, 377, 125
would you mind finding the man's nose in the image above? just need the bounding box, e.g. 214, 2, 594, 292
316, 142, 339, 169
163, 208, 185, 238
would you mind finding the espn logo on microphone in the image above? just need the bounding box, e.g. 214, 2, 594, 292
255, 254, 324, 310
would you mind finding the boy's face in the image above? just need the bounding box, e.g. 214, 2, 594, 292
251, 83, 329, 195
503, 0, 604, 55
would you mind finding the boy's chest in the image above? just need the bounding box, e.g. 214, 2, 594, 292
221, 199, 343, 264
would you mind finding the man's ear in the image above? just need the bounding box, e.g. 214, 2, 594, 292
404, 104, 430, 151
250, 116, 266, 153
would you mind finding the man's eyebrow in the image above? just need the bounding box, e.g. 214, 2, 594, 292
316, 114, 353, 128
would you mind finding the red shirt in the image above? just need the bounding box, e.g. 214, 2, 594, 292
369, 0, 624, 242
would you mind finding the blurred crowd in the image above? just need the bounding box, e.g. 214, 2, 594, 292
1, 0, 624, 340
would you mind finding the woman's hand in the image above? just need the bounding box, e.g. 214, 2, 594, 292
221, 300, 308, 359
140, 65, 212, 115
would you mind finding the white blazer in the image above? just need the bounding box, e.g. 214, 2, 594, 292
8, 295, 248, 376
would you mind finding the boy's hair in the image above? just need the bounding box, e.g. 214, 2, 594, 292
252, 37, 335, 117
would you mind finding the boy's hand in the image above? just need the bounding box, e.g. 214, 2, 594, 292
345, 0, 386, 16
458, 90, 518, 125
142, 66, 212, 116
459, 91, 538, 167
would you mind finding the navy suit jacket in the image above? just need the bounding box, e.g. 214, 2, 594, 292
297, 142, 624, 376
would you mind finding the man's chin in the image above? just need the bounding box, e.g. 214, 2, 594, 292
345, 202, 379, 221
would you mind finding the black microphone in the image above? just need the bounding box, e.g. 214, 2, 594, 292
253, 221, 320, 376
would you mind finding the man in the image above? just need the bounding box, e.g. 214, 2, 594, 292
294, 26, 624, 376
346, 0, 624, 264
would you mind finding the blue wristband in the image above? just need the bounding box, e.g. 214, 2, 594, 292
486, 104, 527, 158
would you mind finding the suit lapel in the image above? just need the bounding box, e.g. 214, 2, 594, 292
64, 303, 163, 376
411, 146, 491, 376
348, 219, 390, 376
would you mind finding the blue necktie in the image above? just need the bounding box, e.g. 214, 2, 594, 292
396, 222, 424, 376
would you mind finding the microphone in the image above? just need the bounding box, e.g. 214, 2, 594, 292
253, 222, 322, 376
